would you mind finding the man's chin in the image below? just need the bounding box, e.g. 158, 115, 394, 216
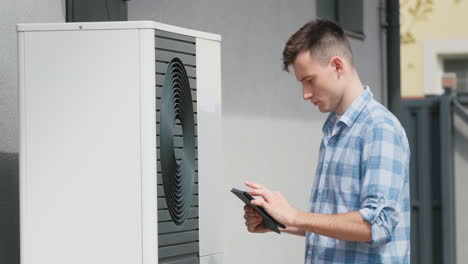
318, 106, 331, 113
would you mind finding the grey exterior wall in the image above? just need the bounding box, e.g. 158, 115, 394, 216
0, 0, 65, 153
129, 0, 386, 119
129, 1, 387, 263
0, 153, 19, 264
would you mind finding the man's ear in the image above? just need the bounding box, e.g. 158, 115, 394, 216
330, 57, 344, 79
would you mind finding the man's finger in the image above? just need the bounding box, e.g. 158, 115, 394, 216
244, 213, 260, 220
245, 181, 264, 189
245, 215, 262, 224
247, 188, 272, 202
244, 205, 253, 212
250, 196, 268, 208
245, 219, 260, 227
247, 224, 256, 233
245, 211, 260, 217
245, 218, 262, 231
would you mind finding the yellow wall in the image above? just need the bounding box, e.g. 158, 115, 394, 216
400, 0, 468, 97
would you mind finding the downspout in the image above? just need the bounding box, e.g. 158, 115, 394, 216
379, 0, 388, 107
386, 0, 401, 113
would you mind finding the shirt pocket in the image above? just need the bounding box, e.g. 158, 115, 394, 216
330, 148, 361, 211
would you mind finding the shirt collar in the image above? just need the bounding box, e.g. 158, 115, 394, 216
339, 86, 373, 127
322, 86, 373, 134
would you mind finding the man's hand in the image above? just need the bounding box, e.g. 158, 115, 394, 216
242, 181, 372, 242
245, 181, 299, 227
243, 205, 271, 233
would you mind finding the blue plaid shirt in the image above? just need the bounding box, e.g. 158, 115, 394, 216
305, 87, 410, 263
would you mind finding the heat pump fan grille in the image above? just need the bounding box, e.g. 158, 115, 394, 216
155, 31, 200, 263
160, 57, 195, 225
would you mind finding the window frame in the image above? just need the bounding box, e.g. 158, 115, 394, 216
316, 0, 366, 40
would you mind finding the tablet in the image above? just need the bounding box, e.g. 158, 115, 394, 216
231, 188, 286, 234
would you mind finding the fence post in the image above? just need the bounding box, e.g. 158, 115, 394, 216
439, 89, 456, 264
417, 106, 433, 264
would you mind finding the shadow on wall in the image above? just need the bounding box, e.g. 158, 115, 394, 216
0, 152, 19, 264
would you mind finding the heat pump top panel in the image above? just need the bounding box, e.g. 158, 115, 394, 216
17, 21, 221, 41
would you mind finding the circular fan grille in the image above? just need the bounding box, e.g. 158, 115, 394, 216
160, 58, 196, 226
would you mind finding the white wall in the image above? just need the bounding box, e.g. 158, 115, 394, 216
224, 115, 322, 263
129, 1, 387, 263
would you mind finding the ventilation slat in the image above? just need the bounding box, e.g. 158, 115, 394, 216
158, 195, 198, 210
158, 184, 198, 197
156, 50, 195, 67
158, 219, 199, 234
156, 99, 197, 111
157, 172, 198, 184
155, 30, 195, 44
158, 242, 199, 259
156, 136, 198, 148
155, 113, 198, 129
156, 74, 197, 89
156, 168, 199, 174
157, 162, 198, 173
159, 254, 199, 264
156, 47, 195, 57
158, 208, 198, 222
155, 156, 199, 163
156, 62, 196, 78
156, 123, 198, 136
155, 37, 196, 55
158, 230, 199, 247
156, 86, 197, 101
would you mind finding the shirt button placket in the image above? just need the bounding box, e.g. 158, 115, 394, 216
315, 145, 331, 212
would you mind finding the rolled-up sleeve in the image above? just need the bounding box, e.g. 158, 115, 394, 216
358, 122, 407, 247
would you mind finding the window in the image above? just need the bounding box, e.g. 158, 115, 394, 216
316, 0, 364, 39
66, 0, 128, 22
444, 57, 468, 93
423, 39, 468, 95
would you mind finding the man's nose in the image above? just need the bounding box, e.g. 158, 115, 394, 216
303, 86, 313, 100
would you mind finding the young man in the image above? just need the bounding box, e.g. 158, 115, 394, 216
243, 19, 410, 263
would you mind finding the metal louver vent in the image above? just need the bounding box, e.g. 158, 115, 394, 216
155, 30, 199, 263
160, 58, 196, 226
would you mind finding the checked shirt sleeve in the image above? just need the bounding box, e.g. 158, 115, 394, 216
358, 122, 408, 247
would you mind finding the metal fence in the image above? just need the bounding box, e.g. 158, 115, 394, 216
399, 91, 468, 264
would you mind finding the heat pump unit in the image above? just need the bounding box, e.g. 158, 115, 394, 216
17, 21, 223, 264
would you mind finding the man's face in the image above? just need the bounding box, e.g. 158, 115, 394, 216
292, 50, 344, 113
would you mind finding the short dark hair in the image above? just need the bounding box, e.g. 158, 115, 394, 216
282, 19, 353, 72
